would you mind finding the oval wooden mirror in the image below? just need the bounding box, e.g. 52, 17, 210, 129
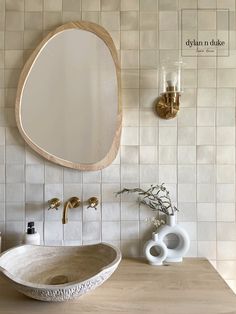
15, 21, 121, 171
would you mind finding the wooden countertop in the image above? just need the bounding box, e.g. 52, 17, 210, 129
1, 258, 236, 314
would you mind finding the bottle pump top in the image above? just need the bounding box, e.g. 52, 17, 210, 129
27, 221, 35, 235
24, 221, 40, 245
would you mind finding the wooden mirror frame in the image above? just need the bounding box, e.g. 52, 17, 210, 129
15, 21, 122, 171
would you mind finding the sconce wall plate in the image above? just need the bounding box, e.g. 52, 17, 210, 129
155, 90, 180, 120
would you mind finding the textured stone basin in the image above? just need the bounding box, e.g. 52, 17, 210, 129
0, 243, 121, 302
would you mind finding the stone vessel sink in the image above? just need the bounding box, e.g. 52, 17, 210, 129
0, 243, 121, 302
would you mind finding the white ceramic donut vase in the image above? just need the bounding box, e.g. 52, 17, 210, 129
144, 232, 168, 266
158, 214, 190, 262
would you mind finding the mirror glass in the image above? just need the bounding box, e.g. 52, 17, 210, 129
16, 22, 121, 170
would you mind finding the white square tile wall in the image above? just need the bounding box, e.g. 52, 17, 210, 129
0, 0, 236, 291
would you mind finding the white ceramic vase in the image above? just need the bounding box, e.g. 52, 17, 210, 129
158, 214, 190, 262
144, 232, 167, 266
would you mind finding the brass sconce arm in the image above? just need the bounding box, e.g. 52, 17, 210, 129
62, 197, 80, 224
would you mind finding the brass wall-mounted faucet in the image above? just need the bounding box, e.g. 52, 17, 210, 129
62, 197, 80, 224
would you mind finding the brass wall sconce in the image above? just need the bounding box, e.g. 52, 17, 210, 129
155, 62, 182, 119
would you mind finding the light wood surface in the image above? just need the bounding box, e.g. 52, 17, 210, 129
15, 21, 122, 171
0, 258, 236, 313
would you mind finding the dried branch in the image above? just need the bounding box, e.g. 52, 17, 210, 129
116, 183, 178, 216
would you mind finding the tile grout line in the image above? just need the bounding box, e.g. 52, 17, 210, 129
118, 2, 122, 250
3, 0, 6, 251
157, 0, 160, 222
41, 0, 46, 246
215, 0, 219, 269
177, 0, 179, 228
99, 0, 102, 245
138, 0, 141, 257
196, 0, 199, 257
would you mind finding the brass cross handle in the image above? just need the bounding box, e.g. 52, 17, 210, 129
87, 197, 99, 210
48, 198, 61, 210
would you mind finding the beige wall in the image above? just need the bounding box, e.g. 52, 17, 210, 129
0, 0, 236, 291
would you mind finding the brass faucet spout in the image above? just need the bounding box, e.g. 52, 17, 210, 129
62, 201, 70, 224
62, 197, 81, 224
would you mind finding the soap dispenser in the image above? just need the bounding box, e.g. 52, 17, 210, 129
24, 222, 40, 245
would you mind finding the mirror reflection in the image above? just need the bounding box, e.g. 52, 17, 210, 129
16, 22, 121, 170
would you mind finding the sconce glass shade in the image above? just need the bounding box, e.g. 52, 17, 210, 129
159, 62, 182, 94
155, 61, 182, 120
